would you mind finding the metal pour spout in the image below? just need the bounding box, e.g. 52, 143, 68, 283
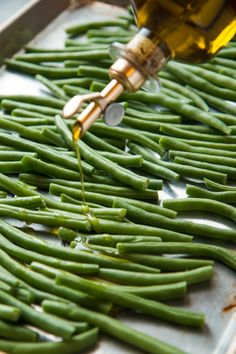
62, 57, 146, 138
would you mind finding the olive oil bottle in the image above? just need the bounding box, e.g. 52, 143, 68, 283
64, 0, 236, 137
131, 0, 236, 63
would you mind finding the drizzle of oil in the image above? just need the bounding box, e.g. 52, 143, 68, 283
72, 123, 101, 232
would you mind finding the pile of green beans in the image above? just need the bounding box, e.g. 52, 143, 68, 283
0, 4, 236, 354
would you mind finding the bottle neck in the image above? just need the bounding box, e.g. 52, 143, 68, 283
109, 27, 171, 91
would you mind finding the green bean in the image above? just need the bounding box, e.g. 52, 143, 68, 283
186, 184, 236, 203
58, 227, 80, 242
124, 254, 214, 271
25, 45, 104, 52
125, 108, 182, 122
160, 77, 209, 111
216, 47, 236, 59
56, 272, 205, 327
0, 268, 20, 288
0, 280, 12, 293
65, 60, 111, 69
43, 300, 185, 354
117, 241, 236, 271
87, 29, 134, 37
0, 328, 98, 354
90, 81, 230, 135
0, 172, 37, 197
53, 77, 93, 88
54, 114, 75, 149
21, 156, 85, 181
161, 124, 236, 144
5, 59, 78, 78
103, 282, 187, 301
113, 199, 236, 242
14, 288, 34, 304
65, 19, 129, 36
187, 86, 236, 115
83, 131, 127, 154
163, 197, 236, 222
1, 99, 61, 116
99, 266, 213, 287
95, 219, 192, 242
166, 62, 236, 101
0, 94, 64, 108
161, 87, 192, 102
0, 161, 27, 174
0, 289, 76, 338
174, 156, 236, 179
146, 178, 163, 190
141, 155, 227, 183
0, 319, 37, 342
0, 117, 52, 144
16, 50, 110, 63
159, 70, 181, 82
88, 36, 131, 44
0, 196, 44, 208
200, 62, 236, 77
183, 139, 236, 152
204, 178, 236, 192
97, 151, 143, 167
90, 123, 163, 154
19, 173, 120, 190
122, 116, 173, 131
0, 191, 7, 198
0, 219, 158, 273
160, 136, 236, 159
86, 234, 162, 246
127, 101, 165, 113
65, 38, 108, 47
169, 150, 236, 168
128, 141, 159, 163
211, 57, 236, 70
36, 75, 69, 101
78, 65, 108, 80
1, 116, 51, 126
161, 130, 236, 153
140, 159, 180, 182
41, 128, 68, 148
12, 109, 56, 120
187, 63, 236, 89
0, 305, 21, 322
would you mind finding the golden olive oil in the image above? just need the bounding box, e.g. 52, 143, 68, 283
72, 124, 100, 232
131, 0, 236, 62
72, 125, 87, 206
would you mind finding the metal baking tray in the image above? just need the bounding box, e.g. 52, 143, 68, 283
0, 1, 235, 353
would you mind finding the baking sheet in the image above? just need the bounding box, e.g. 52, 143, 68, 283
0, 2, 235, 353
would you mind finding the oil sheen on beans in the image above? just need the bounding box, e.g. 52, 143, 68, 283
131, 0, 236, 62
